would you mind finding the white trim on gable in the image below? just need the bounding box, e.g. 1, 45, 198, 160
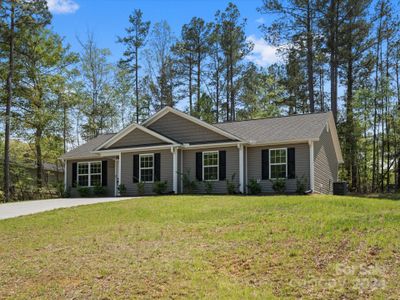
323, 112, 343, 164
95, 123, 179, 151
142, 106, 243, 142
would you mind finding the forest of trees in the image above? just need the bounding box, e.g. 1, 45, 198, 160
1, 0, 400, 201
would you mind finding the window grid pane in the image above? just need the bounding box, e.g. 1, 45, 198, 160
78, 175, 89, 186
140, 155, 154, 182
78, 163, 88, 175
91, 162, 101, 174
203, 151, 219, 181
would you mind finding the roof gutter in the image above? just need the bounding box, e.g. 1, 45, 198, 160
246, 138, 319, 147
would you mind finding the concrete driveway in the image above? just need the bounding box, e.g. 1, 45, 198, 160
0, 197, 133, 220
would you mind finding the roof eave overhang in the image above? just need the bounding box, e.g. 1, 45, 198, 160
91, 144, 181, 156
246, 138, 319, 147
182, 141, 247, 150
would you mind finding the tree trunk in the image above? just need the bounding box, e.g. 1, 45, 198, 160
189, 56, 193, 115
306, 0, 314, 113
35, 129, 43, 188
3, 3, 15, 202
329, 0, 338, 122
135, 45, 139, 123
197, 51, 201, 112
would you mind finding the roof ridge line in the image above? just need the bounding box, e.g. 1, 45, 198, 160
214, 111, 331, 125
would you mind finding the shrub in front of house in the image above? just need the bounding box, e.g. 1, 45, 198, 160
93, 185, 107, 196
270, 178, 286, 194
180, 170, 197, 194
137, 182, 145, 195
204, 181, 213, 194
226, 173, 237, 194
153, 181, 168, 194
118, 184, 127, 196
296, 176, 308, 195
77, 186, 91, 197
247, 179, 262, 195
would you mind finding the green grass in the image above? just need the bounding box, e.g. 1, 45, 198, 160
0, 195, 399, 299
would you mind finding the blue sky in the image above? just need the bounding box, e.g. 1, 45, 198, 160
48, 0, 280, 67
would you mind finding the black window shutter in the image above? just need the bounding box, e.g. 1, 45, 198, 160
72, 162, 77, 187
133, 154, 139, 183
261, 149, 269, 180
287, 148, 296, 179
154, 153, 161, 181
102, 160, 108, 186
219, 150, 226, 180
196, 152, 202, 181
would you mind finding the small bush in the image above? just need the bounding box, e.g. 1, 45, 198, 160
270, 178, 286, 194
137, 182, 145, 195
118, 184, 127, 196
204, 181, 213, 194
226, 173, 237, 194
247, 179, 262, 195
153, 181, 168, 194
296, 176, 308, 194
93, 185, 107, 196
77, 186, 91, 197
0, 190, 4, 203
180, 170, 197, 193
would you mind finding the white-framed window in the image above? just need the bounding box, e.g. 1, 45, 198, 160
203, 151, 219, 181
77, 161, 102, 187
140, 153, 154, 183
269, 148, 287, 179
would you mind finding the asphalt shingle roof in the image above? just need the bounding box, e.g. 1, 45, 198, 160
213, 112, 331, 144
61, 133, 115, 159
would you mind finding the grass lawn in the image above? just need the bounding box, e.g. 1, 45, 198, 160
0, 195, 399, 299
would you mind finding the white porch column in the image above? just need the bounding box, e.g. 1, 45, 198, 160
63, 159, 67, 192
238, 144, 244, 194
172, 147, 178, 194
118, 152, 122, 196
309, 140, 314, 192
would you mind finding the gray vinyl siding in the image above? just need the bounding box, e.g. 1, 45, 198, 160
148, 112, 232, 144
246, 144, 310, 193
109, 129, 167, 149
66, 158, 116, 197
120, 149, 173, 196
182, 146, 239, 194
314, 125, 339, 194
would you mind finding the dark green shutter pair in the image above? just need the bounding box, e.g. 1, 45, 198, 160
261, 148, 295, 180
195, 150, 226, 181
133, 153, 161, 182
71, 161, 107, 187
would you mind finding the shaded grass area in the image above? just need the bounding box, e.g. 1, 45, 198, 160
0, 195, 399, 299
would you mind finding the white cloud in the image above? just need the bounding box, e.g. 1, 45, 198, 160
255, 17, 265, 24
246, 35, 283, 67
47, 0, 79, 14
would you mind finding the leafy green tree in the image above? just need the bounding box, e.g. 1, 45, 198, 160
0, 0, 51, 201
78, 33, 115, 140
118, 9, 150, 123
217, 2, 253, 121
15, 29, 78, 187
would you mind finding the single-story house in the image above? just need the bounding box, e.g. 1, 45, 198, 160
61, 107, 343, 196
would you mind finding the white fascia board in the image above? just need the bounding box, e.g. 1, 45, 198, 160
246, 139, 319, 148
182, 141, 247, 150
92, 144, 179, 155
142, 106, 244, 142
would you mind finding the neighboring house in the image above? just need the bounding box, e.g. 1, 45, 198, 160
61, 107, 343, 196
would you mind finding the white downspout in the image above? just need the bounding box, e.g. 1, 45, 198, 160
238, 144, 244, 194
63, 159, 67, 193
309, 140, 314, 192
118, 152, 122, 196
172, 146, 178, 194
